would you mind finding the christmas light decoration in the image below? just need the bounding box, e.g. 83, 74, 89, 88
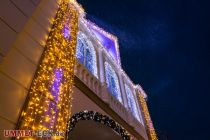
125, 85, 141, 122
14, 0, 157, 139
17, 0, 79, 139
137, 92, 158, 140
76, 31, 98, 78
84, 20, 121, 66
67, 110, 131, 140
105, 62, 122, 103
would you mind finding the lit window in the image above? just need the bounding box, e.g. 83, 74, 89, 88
125, 84, 141, 122
105, 62, 122, 103
76, 31, 98, 78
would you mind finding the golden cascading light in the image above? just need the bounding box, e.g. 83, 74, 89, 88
17, 1, 79, 139
137, 93, 158, 140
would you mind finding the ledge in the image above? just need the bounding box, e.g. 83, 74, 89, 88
74, 75, 146, 140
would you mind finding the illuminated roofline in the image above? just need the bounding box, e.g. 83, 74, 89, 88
84, 20, 121, 66
72, 0, 147, 99
70, 0, 85, 16
121, 71, 147, 99
86, 20, 118, 41
135, 85, 147, 99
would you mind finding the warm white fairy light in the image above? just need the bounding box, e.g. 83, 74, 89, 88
17, 1, 79, 139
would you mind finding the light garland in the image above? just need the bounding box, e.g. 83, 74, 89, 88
137, 92, 158, 140
105, 61, 123, 103
83, 19, 138, 91
84, 20, 121, 66
71, 0, 85, 16
14, 1, 157, 140
125, 85, 141, 122
67, 110, 131, 140
85, 20, 118, 44
17, 0, 79, 139
76, 31, 98, 78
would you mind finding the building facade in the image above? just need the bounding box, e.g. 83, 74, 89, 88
0, 0, 157, 140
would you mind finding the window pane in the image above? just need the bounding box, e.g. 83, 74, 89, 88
76, 31, 98, 78
85, 48, 93, 73
76, 38, 84, 63
125, 85, 141, 122
105, 62, 122, 103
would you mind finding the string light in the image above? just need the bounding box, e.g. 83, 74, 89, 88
17, 0, 79, 139
84, 20, 121, 66
15, 1, 157, 140
67, 110, 131, 140
137, 91, 158, 140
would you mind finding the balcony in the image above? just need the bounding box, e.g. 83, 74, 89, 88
74, 60, 148, 140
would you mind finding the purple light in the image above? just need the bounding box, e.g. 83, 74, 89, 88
51, 68, 63, 102
89, 23, 120, 64
44, 68, 63, 128
63, 25, 71, 40
47, 101, 58, 128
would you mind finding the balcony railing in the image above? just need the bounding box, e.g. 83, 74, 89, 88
74, 60, 147, 139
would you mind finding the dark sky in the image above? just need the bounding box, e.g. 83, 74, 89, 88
77, 0, 210, 139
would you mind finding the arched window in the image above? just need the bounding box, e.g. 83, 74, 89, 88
76, 31, 98, 78
105, 62, 122, 103
125, 84, 141, 122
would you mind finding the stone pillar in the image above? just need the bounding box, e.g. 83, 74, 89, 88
134, 88, 145, 125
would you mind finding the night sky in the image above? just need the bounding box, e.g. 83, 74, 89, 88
77, 0, 210, 139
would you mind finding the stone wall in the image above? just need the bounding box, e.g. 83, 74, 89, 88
0, 0, 59, 139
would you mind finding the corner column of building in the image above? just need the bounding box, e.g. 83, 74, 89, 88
134, 88, 145, 125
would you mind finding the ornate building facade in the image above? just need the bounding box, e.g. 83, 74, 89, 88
0, 0, 157, 140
